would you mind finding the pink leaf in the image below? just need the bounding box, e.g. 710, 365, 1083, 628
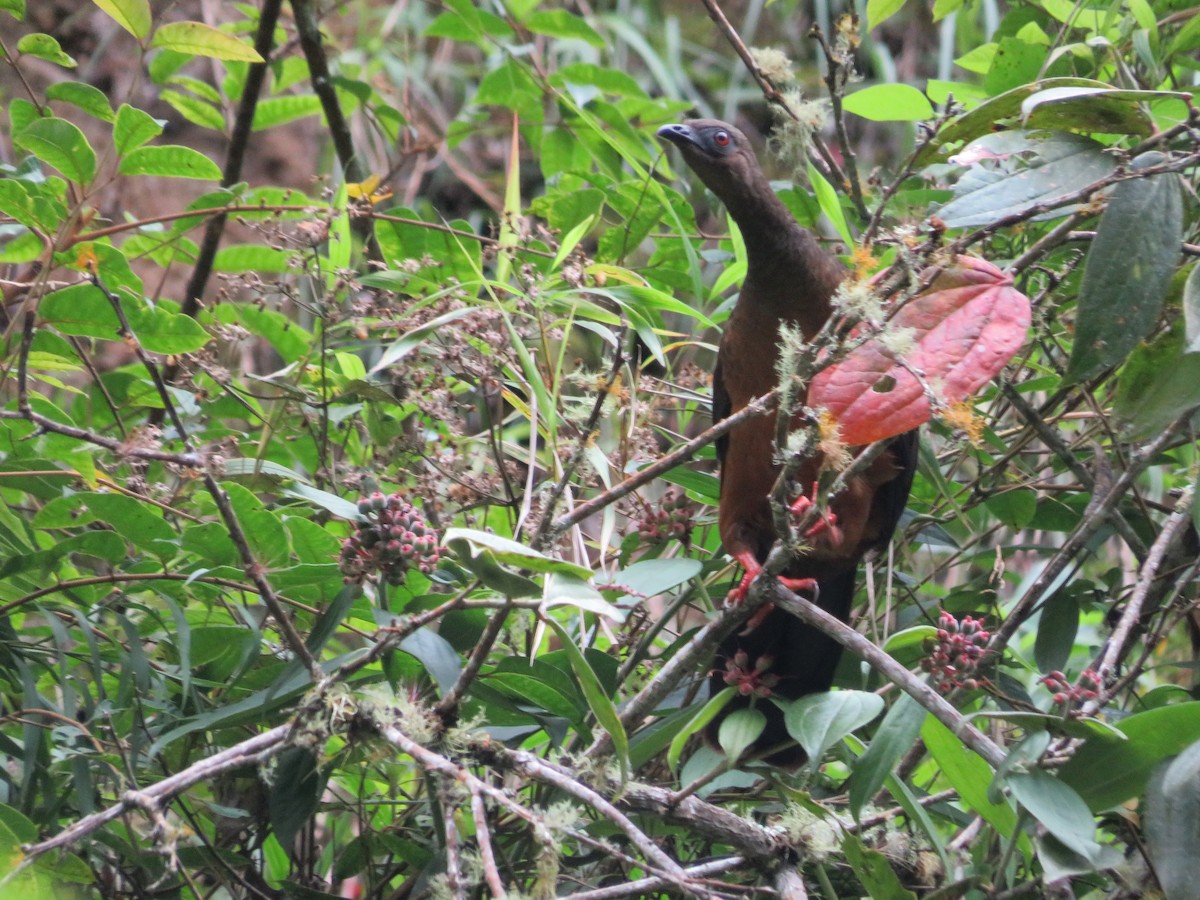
809, 256, 1031, 446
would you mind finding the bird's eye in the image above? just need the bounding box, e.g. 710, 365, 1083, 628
713, 130, 731, 147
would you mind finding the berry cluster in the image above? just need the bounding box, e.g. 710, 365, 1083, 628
636, 488, 694, 544
721, 650, 780, 698
921, 611, 990, 694
1042, 669, 1102, 707
338, 492, 444, 585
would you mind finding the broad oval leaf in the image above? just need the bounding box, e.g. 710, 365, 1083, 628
150, 21, 264, 62
843, 84, 934, 122
810, 256, 1031, 446
1065, 152, 1183, 383
1145, 738, 1200, 900
718, 707, 766, 763
784, 690, 884, 763
93, 0, 152, 39
118, 145, 222, 180
14, 117, 96, 185
1057, 702, 1200, 811
1006, 771, 1105, 863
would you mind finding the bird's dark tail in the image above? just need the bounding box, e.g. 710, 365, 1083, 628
706, 568, 858, 768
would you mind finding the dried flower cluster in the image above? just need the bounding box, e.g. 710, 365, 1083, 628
1042, 668, 1102, 708
921, 611, 990, 693
338, 492, 445, 585
635, 487, 694, 545
721, 649, 780, 698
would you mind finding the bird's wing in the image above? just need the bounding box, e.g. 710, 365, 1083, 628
711, 356, 731, 467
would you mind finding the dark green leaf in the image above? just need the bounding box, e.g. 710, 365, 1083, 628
849, 693, 927, 820
1058, 703, 1200, 811
270, 747, 323, 851
1066, 154, 1183, 382
1034, 593, 1080, 675
784, 690, 884, 763
1145, 738, 1200, 899
843, 831, 918, 900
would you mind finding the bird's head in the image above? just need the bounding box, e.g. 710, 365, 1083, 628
656, 119, 765, 209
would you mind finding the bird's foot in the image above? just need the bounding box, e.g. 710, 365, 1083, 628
727, 549, 817, 631
790, 483, 843, 547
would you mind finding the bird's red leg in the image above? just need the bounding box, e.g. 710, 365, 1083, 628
790, 481, 843, 546
728, 548, 818, 631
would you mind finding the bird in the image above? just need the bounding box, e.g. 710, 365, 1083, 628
658, 119, 918, 765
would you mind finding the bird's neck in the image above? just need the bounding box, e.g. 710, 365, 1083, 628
726, 177, 843, 339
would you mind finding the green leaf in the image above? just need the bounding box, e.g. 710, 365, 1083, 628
444, 528, 592, 580
545, 618, 630, 780
396, 629, 461, 696
1034, 593, 1080, 675
1058, 702, 1200, 811
806, 161, 852, 248
937, 131, 1114, 229
252, 94, 322, 131
668, 688, 734, 771
866, 0, 907, 30
13, 117, 96, 185
1065, 153, 1183, 382
0, 0, 26, 20
1145, 738, 1200, 899
984, 38, 1046, 95
984, 489, 1037, 528
843, 831, 918, 900
93, 0, 151, 39
81, 491, 177, 557
923, 715, 1016, 832
269, 747, 323, 851
16, 33, 75, 67
487, 672, 585, 721
113, 103, 164, 155
1006, 771, 1106, 863
525, 9, 603, 47
118, 145, 222, 180
718, 708, 765, 763
151, 21, 264, 62
1021, 87, 1175, 136
1115, 325, 1200, 438
161, 89, 225, 130
128, 305, 210, 354
849, 692, 927, 820
45, 82, 115, 121
784, 690, 884, 763
223, 482, 290, 568
843, 83, 933, 122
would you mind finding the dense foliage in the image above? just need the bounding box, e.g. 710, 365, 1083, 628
1, 0, 1199, 897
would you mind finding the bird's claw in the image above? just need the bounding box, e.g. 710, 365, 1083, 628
790, 483, 844, 547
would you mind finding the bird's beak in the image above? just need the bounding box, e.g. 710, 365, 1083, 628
656, 122, 698, 150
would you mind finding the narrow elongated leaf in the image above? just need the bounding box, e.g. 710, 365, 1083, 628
545, 618, 629, 780
1066, 153, 1183, 382
810, 256, 1031, 445
668, 688, 734, 771
849, 692, 926, 820
923, 716, 1017, 833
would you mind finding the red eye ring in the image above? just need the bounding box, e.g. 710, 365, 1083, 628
713, 130, 731, 147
